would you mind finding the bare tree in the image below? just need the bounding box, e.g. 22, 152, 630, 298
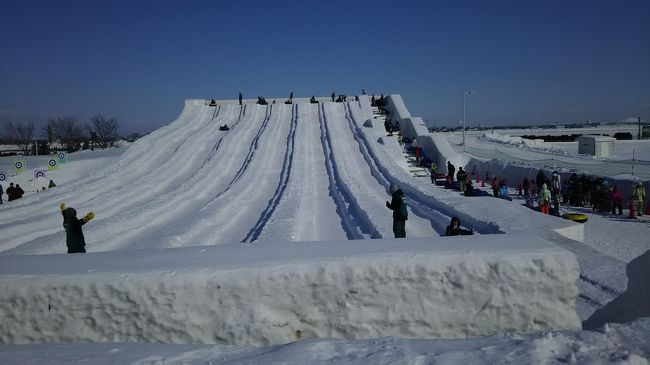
42, 122, 54, 146
47, 117, 84, 152
3, 121, 34, 155
89, 114, 120, 148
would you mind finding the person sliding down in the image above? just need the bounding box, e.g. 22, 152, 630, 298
386, 185, 408, 238
219, 124, 229, 131
60, 203, 94, 254
445, 217, 473, 236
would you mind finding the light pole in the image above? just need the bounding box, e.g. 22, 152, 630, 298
462, 90, 475, 150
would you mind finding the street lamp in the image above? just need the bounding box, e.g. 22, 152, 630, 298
462, 90, 475, 150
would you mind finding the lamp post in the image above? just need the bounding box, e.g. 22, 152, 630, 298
462, 90, 475, 151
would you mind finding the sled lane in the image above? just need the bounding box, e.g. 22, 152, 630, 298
104, 104, 273, 250
343, 102, 438, 237
252, 103, 347, 243
318, 103, 380, 239
164, 104, 295, 246
243, 104, 299, 243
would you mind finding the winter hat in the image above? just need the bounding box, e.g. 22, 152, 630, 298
62, 207, 77, 219
542, 183, 547, 189
390, 184, 398, 194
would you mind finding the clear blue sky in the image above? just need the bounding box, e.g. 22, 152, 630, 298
1, 0, 649, 134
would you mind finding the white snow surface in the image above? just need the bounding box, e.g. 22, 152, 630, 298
0, 96, 648, 363
0, 235, 581, 346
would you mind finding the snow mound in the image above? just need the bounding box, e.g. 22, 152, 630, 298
0, 235, 581, 346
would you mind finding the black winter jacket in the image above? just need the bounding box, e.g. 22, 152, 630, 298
387, 189, 408, 221
62, 208, 87, 253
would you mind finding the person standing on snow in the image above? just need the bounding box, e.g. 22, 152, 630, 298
430, 162, 437, 184
538, 183, 551, 214
551, 171, 561, 199
386, 185, 408, 238
522, 176, 530, 197
632, 181, 646, 216
6, 183, 15, 201
60, 203, 95, 253
238, 92, 243, 106
612, 185, 623, 215
447, 161, 455, 183
0, 183, 3, 204
456, 167, 467, 192
491, 176, 499, 197
14, 184, 24, 199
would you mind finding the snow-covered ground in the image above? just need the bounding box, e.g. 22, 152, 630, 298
0, 96, 648, 364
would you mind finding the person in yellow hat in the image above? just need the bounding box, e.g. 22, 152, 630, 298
60, 203, 94, 254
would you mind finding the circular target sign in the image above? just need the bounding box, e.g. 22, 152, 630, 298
57, 152, 66, 160
35, 171, 46, 178
0, 173, 6, 181
14, 161, 23, 169
48, 159, 57, 167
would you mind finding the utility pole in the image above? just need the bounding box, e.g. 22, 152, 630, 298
462, 91, 475, 151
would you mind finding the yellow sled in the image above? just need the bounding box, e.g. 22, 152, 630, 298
562, 213, 588, 223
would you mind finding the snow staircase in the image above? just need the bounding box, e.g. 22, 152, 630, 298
372, 106, 428, 178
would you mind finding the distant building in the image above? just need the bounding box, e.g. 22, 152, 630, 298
577, 135, 615, 158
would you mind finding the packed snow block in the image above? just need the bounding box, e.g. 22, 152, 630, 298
583, 249, 650, 329
399, 117, 428, 140
0, 235, 580, 346
384, 95, 411, 120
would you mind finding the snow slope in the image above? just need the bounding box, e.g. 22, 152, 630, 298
0, 96, 648, 363
0, 98, 457, 254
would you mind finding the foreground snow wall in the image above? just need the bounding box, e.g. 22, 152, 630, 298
0, 235, 580, 346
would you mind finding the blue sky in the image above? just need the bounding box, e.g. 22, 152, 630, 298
1, 0, 649, 134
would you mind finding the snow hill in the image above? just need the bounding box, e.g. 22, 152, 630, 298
0, 95, 648, 363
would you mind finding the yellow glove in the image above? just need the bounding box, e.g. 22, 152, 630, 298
60, 203, 66, 211
85, 212, 95, 221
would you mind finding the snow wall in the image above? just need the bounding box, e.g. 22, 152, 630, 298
385, 95, 465, 175
583, 249, 650, 329
0, 235, 581, 346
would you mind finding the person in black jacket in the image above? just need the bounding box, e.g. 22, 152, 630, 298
14, 184, 24, 199
385, 184, 408, 238
445, 217, 473, 236
447, 161, 456, 183
60, 203, 95, 254
6, 183, 15, 201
